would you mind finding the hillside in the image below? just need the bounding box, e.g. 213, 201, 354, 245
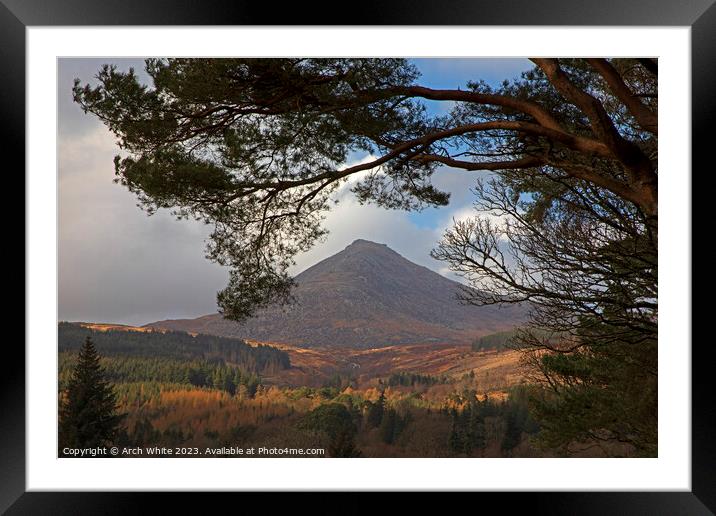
58, 321, 290, 374
148, 239, 528, 348
253, 338, 525, 391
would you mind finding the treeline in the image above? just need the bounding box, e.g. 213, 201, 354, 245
59, 353, 261, 397
471, 330, 518, 351
111, 384, 306, 451
58, 322, 290, 374
471, 328, 561, 352
383, 371, 449, 387
299, 387, 539, 458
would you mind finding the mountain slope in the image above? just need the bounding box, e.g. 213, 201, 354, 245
147, 239, 528, 348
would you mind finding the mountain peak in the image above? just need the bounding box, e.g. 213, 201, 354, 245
347, 239, 388, 249
148, 239, 528, 348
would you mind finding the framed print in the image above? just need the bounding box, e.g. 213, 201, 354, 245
6, 0, 714, 512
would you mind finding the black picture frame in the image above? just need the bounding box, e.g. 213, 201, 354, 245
5, 0, 712, 513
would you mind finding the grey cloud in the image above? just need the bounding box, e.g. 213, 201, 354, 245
58, 122, 229, 326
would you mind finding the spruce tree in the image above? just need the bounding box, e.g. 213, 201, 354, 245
366, 390, 386, 428
59, 336, 125, 452
468, 408, 487, 456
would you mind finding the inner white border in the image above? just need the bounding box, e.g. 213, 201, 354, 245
27, 27, 691, 491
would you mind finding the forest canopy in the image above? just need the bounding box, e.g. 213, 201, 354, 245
58, 322, 290, 373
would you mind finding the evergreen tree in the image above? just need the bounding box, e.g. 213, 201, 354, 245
244, 375, 260, 398
448, 416, 463, 455
468, 407, 487, 456
501, 405, 524, 454
59, 337, 125, 452
366, 390, 386, 428
379, 408, 397, 444
132, 417, 158, 447
299, 403, 361, 457
328, 428, 362, 458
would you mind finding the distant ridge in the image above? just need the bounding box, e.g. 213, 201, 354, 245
147, 239, 528, 348
75, 322, 165, 333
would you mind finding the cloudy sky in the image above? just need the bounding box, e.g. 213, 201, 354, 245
58, 58, 532, 325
